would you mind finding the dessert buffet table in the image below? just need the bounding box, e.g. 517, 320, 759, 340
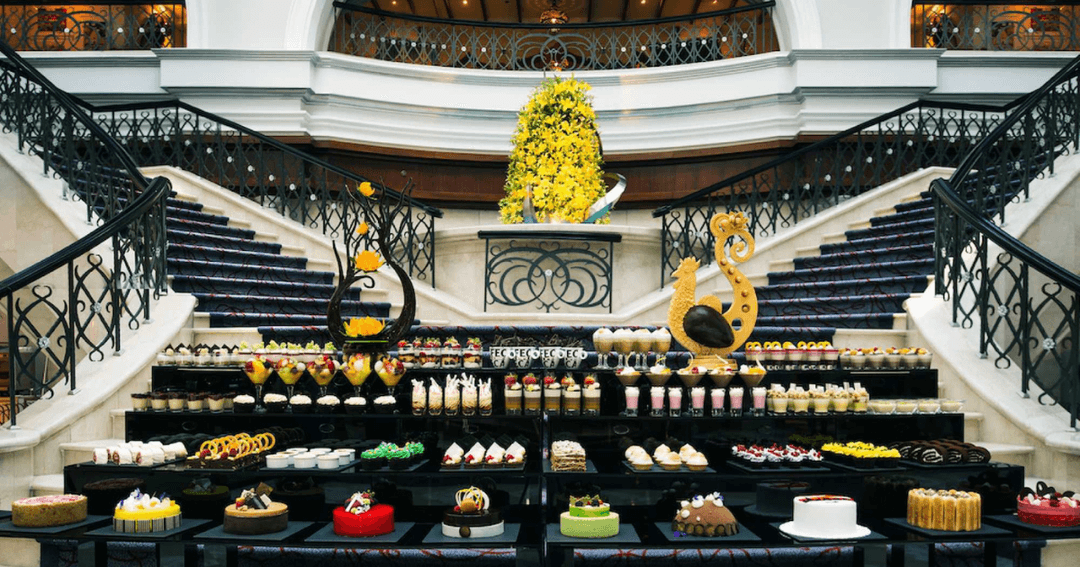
1, 362, 1068, 567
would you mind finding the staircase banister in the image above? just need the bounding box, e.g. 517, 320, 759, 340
650, 86, 1071, 220
931, 177, 1080, 295
948, 53, 1080, 189
0, 177, 172, 299
25, 87, 445, 219
333, 0, 776, 30
0, 42, 152, 192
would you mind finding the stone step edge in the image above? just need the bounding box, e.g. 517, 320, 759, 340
978, 442, 1037, 456
29, 474, 65, 496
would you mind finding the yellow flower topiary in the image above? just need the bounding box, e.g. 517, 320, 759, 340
500, 77, 606, 224
344, 317, 385, 337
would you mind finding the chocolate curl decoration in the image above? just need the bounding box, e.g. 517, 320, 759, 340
326, 179, 418, 355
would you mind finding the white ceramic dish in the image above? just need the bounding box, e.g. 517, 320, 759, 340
778, 521, 871, 541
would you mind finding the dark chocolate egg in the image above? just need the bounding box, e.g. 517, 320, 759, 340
682, 305, 734, 348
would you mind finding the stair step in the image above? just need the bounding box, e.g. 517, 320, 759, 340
767, 260, 934, 286
819, 231, 935, 255
793, 244, 933, 270
172, 276, 372, 301
29, 474, 65, 496
844, 218, 934, 240
168, 258, 335, 285
209, 312, 401, 328
980, 442, 1036, 457
162, 206, 231, 226
193, 294, 392, 317
167, 217, 257, 240
754, 313, 899, 329
167, 229, 282, 255
167, 243, 308, 269
757, 276, 930, 299
747, 294, 912, 317
60, 438, 126, 466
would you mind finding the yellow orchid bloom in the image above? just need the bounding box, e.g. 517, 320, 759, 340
356, 221, 370, 235
344, 317, 385, 338
358, 182, 375, 197
354, 250, 384, 272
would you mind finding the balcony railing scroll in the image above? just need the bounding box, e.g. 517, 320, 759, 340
329, 1, 777, 71
912, 1, 1080, 51
0, 2, 185, 51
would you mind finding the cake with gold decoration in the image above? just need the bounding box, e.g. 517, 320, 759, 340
113, 489, 182, 533
441, 487, 503, 538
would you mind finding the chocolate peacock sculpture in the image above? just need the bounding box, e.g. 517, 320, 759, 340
667, 211, 758, 369
326, 181, 417, 356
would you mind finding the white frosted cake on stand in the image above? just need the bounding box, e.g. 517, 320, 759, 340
779, 495, 870, 540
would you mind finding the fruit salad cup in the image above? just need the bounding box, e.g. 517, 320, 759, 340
343, 353, 372, 398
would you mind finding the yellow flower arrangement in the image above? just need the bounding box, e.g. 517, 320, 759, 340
358, 182, 375, 197
344, 317, 385, 338
500, 76, 606, 224
354, 250, 384, 272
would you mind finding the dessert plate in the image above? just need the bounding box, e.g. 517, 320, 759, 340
305, 521, 415, 544
546, 523, 641, 544
266, 459, 361, 474
422, 522, 520, 545
824, 461, 905, 473
884, 518, 1010, 538
726, 461, 829, 474
985, 514, 1080, 535
622, 462, 715, 474
544, 460, 597, 473
654, 522, 760, 543
776, 521, 873, 541
899, 460, 995, 470
84, 518, 212, 539
0, 515, 109, 535
195, 521, 314, 541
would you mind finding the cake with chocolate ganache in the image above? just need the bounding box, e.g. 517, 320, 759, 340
223, 483, 288, 535
560, 488, 619, 538
672, 493, 739, 536
442, 486, 503, 538
333, 489, 394, 537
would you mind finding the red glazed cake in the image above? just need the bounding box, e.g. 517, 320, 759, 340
332, 490, 394, 537
1017, 483, 1080, 527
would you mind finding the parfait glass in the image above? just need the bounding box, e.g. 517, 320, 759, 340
651, 328, 671, 369
311, 356, 337, 398
632, 329, 653, 371
377, 357, 407, 399
242, 357, 273, 414
276, 359, 306, 411
592, 328, 614, 370
612, 329, 635, 368
343, 353, 372, 398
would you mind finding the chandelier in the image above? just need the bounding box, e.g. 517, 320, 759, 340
540, 1, 568, 28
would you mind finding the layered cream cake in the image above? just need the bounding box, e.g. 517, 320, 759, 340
12, 495, 88, 527
560, 493, 619, 538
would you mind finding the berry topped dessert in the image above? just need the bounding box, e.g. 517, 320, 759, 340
1017, 482, 1080, 527
333, 489, 395, 537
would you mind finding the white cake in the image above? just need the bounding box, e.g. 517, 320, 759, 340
789, 495, 859, 539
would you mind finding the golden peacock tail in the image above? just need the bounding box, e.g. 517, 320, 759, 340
710, 211, 757, 358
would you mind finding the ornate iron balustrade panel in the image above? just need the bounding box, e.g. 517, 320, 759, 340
480, 231, 619, 313
329, 3, 777, 71
0, 40, 170, 426
655, 103, 1010, 286
912, 2, 1080, 51
933, 55, 1080, 427
85, 104, 440, 284
0, 2, 185, 51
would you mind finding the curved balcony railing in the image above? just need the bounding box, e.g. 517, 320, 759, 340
0, 2, 185, 51
0, 39, 169, 427
911, 1, 1080, 51
329, 1, 777, 71
933, 53, 1080, 427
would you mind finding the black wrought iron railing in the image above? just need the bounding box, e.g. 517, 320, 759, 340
0, 40, 169, 427
933, 54, 1080, 427
912, 1, 1080, 51
329, 1, 778, 72
649, 98, 1043, 287
0, 1, 185, 51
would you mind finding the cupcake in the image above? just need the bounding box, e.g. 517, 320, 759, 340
232, 394, 255, 413
316, 395, 341, 413
685, 452, 709, 472
374, 395, 397, 414
388, 448, 411, 470
264, 393, 288, 413
344, 396, 367, 414
360, 448, 384, 471
290, 394, 313, 413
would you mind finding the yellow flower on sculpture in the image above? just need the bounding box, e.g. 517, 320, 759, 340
344, 317, 385, 338
356, 221, 370, 235
354, 250, 384, 272
358, 182, 375, 197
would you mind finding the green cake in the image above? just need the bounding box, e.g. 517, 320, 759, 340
559, 493, 619, 538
